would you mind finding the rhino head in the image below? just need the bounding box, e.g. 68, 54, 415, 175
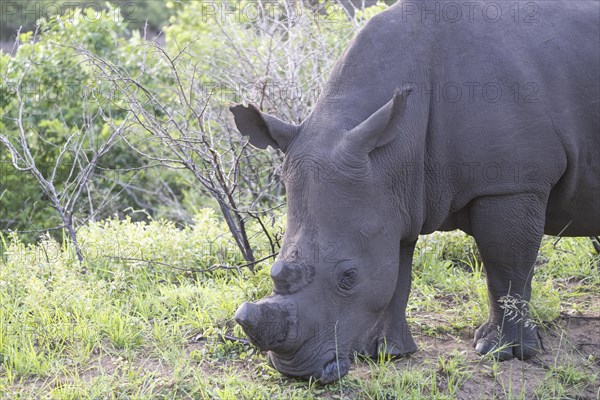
230, 89, 413, 383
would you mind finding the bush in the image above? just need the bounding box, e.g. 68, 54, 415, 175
0, 1, 178, 41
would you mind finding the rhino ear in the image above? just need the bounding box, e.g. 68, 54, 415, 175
230, 104, 298, 152
344, 87, 413, 154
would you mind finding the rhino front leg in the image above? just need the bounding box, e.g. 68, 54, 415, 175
470, 193, 546, 360
364, 241, 417, 358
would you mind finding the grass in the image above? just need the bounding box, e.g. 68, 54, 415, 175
0, 212, 598, 399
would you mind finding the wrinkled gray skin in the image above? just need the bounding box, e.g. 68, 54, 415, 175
231, 0, 600, 383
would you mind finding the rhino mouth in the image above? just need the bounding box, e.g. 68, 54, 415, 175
268, 350, 351, 384
319, 356, 351, 384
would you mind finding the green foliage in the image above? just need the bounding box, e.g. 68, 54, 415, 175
1, 1, 386, 247
1, 220, 598, 398
0, 1, 179, 40
0, 3, 598, 397
0, 4, 196, 242
1, 6, 127, 238
0, 211, 277, 395
163, 0, 383, 120
409, 232, 599, 334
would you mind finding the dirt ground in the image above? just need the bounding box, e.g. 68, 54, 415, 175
7, 303, 598, 399
351, 311, 600, 400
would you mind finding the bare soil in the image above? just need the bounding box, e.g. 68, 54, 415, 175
351, 311, 600, 399
9, 307, 599, 399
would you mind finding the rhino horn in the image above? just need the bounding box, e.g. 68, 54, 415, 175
234, 302, 258, 332
234, 300, 294, 351
270, 261, 292, 291
269, 261, 315, 294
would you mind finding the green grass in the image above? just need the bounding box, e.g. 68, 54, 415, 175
0, 212, 598, 399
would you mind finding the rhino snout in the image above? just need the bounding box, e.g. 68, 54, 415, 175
234, 298, 298, 351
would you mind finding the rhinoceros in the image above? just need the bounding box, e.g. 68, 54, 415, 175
230, 0, 600, 383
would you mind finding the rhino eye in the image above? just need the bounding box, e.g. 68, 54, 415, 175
336, 264, 358, 291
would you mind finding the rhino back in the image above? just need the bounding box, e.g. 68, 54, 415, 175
308, 0, 599, 236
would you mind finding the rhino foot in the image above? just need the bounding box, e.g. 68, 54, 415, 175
378, 316, 417, 358
358, 318, 417, 359
377, 334, 417, 358
474, 320, 541, 360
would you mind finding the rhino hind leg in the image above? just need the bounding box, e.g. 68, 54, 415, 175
469, 193, 547, 360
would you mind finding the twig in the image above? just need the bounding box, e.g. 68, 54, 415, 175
220, 334, 251, 346
110, 252, 277, 274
